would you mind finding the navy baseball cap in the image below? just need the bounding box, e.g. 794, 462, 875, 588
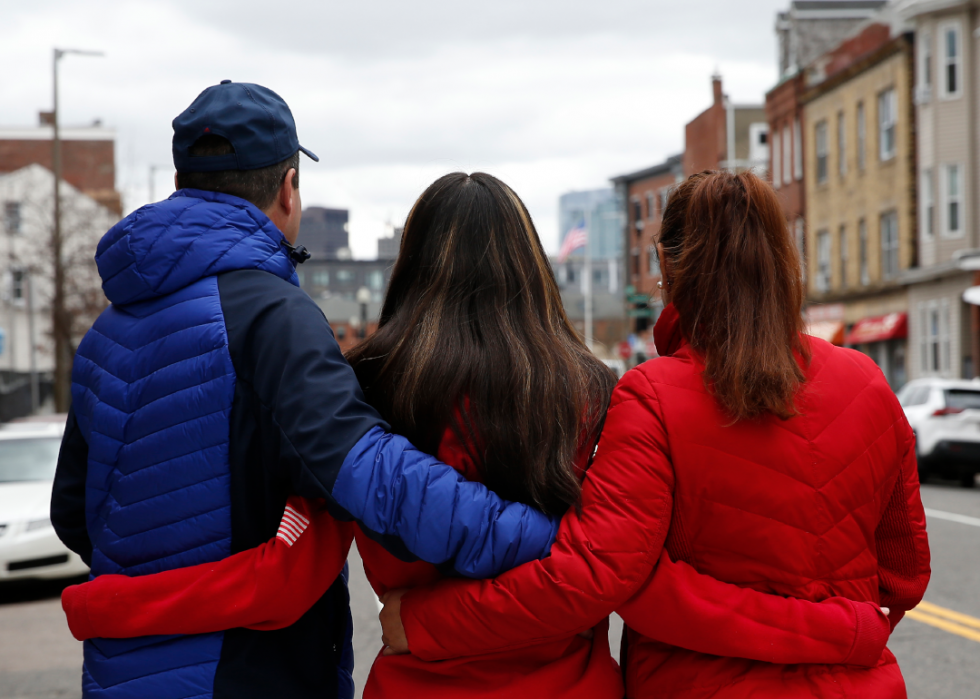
172, 80, 318, 173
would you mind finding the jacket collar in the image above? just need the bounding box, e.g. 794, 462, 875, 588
96, 189, 298, 306
653, 303, 687, 357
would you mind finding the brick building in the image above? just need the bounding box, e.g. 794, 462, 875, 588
767, 73, 808, 260
0, 114, 120, 215
609, 76, 768, 356
685, 77, 769, 177
610, 154, 683, 342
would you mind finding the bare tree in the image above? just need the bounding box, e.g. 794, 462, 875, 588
1, 165, 115, 410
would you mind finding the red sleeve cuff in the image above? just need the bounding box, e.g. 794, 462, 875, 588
843, 601, 890, 667
62, 580, 97, 641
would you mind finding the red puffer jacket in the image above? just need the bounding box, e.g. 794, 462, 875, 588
401, 304, 930, 699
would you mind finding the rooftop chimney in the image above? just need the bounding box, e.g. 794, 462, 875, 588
38, 111, 55, 126
711, 74, 724, 106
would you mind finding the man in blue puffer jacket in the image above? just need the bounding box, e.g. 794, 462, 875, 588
50, 81, 559, 699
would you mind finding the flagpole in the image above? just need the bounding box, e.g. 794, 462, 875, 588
584, 209, 593, 350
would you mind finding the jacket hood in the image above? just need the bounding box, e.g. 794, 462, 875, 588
95, 189, 298, 306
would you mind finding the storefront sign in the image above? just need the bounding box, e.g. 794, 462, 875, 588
805, 320, 845, 346
845, 312, 908, 345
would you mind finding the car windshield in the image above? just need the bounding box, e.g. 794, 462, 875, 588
944, 389, 980, 412
0, 438, 61, 483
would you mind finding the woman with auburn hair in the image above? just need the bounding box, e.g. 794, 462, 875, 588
62, 171, 894, 698
381, 170, 930, 699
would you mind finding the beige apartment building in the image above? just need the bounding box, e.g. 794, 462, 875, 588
803, 30, 915, 388
898, 0, 980, 380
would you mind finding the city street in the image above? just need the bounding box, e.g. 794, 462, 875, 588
0, 481, 975, 699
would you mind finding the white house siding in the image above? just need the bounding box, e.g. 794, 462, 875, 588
0, 165, 115, 374
907, 272, 973, 380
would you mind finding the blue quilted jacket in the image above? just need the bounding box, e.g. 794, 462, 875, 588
52, 189, 560, 699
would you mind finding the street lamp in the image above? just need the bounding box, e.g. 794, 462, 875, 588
356, 286, 371, 339
51, 47, 103, 411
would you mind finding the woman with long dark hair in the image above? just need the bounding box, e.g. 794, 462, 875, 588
62, 172, 895, 698
381, 170, 930, 699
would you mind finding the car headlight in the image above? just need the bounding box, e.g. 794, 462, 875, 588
25, 517, 52, 532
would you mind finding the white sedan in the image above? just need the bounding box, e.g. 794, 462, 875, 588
898, 378, 980, 488
0, 417, 89, 580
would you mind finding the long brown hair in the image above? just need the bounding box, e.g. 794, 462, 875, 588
658, 170, 809, 420
346, 173, 615, 515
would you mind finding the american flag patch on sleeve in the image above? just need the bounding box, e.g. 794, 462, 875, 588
276, 504, 311, 547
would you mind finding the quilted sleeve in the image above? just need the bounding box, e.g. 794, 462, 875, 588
219, 270, 558, 578
399, 366, 675, 660
333, 427, 560, 579
61, 497, 353, 640
51, 407, 92, 566
617, 550, 890, 667
876, 427, 931, 629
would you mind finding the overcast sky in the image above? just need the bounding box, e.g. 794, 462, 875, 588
2, 0, 788, 257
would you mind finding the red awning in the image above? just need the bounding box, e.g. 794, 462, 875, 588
845, 312, 908, 345
805, 321, 845, 346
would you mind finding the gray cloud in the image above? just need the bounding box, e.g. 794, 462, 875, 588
1, 0, 786, 256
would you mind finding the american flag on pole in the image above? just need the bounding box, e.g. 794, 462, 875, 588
558, 221, 588, 263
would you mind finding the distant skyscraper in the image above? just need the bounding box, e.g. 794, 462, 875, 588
299, 207, 349, 259
558, 189, 623, 262
377, 226, 403, 260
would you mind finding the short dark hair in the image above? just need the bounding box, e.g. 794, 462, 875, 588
175, 134, 299, 210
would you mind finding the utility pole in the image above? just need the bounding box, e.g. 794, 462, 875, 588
7, 219, 15, 373
26, 273, 38, 412
51, 47, 103, 412
584, 209, 593, 350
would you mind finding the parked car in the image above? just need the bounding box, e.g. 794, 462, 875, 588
0, 415, 89, 580
898, 378, 980, 487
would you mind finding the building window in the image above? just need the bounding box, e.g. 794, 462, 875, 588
922, 168, 934, 240
659, 187, 672, 213
793, 118, 803, 181
815, 121, 828, 184
941, 22, 962, 98
3, 202, 20, 235
838, 225, 848, 288
336, 269, 354, 283
648, 245, 660, 276
920, 300, 951, 374
749, 123, 770, 168
859, 218, 869, 285
312, 271, 329, 286
631, 198, 643, 235
11, 269, 24, 303
878, 88, 897, 161
772, 127, 782, 188
837, 111, 846, 177
856, 102, 866, 172
782, 124, 792, 184
881, 211, 899, 279
646, 192, 655, 219
944, 164, 962, 237
366, 269, 384, 290
816, 229, 831, 292
920, 29, 933, 89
